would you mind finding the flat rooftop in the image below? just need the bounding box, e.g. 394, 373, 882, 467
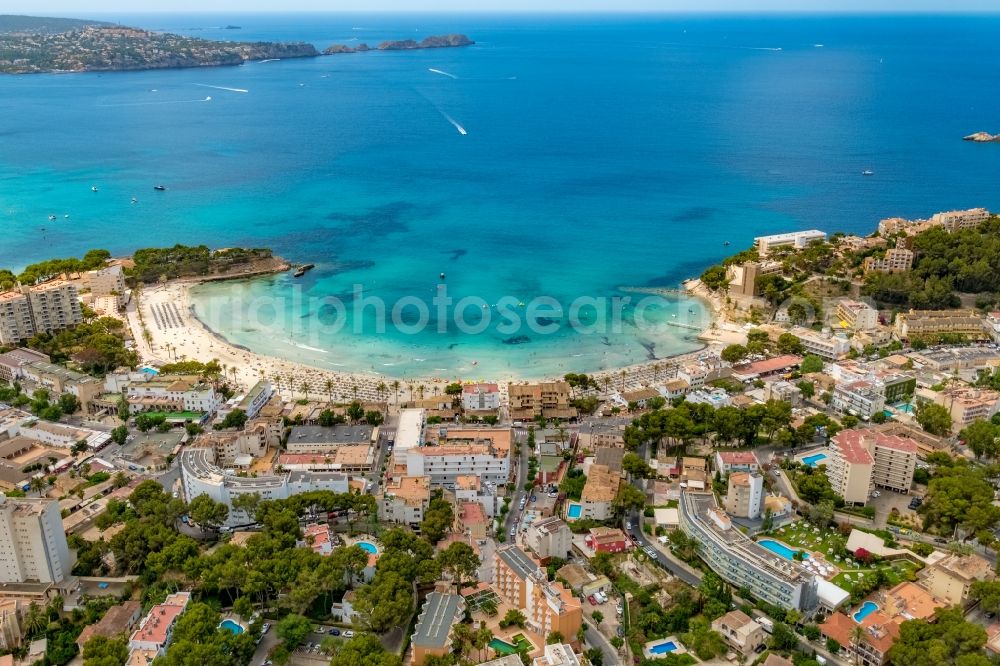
287, 424, 373, 445
411, 592, 463, 649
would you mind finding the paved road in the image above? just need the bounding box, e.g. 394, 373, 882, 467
583, 617, 620, 666
627, 510, 702, 587
502, 429, 530, 540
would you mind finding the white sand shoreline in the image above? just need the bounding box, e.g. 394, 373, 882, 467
134, 277, 727, 400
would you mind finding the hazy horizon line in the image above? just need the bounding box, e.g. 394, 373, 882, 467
9, 9, 1000, 16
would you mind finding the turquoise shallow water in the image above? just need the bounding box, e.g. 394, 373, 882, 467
1, 14, 999, 377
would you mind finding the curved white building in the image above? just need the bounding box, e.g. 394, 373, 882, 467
179, 448, 349, 526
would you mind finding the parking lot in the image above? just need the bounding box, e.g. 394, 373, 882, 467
584, 589, 625, 643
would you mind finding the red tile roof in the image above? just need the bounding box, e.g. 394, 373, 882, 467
740, 355, 803, 375
832, 429, 875, 465
717, 451, 759, 465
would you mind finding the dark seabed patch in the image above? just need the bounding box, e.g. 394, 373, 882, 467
671, 207, 718, 223
325, 201, 422, 237
442, 248, 467, 261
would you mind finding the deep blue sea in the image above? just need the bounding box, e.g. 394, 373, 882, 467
1, 13, 998, 378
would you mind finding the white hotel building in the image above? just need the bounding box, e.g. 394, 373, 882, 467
179, 448, 351, 526
0, 495, 75, 585
405, 443, 509, 487
679, 490, 819, 612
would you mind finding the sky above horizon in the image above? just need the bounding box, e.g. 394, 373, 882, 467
5, 1, 999, 13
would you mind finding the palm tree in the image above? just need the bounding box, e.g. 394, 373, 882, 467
29, 477, 46, 497
301, 382, 310, 401
850, 624, 866, 666
417, 384, 426, 400
377, 382, 387, 404
620, 369, 627, 391
391, 380, 400, 405
325, 379, 334, 404
351, 384, 358, 401
474, 622, 492, 662
23, 603, 46, 638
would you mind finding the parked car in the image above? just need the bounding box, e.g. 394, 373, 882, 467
329, 628, 341, 636
261, 623, 270, 634
625, 521, 632, 531
343, 630, 355, 638
588, 595, 598, 606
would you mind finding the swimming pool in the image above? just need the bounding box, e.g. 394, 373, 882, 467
853, 601, 879, 623
356, 541, 378, 554
893, 402, 915, 413
567, 503, 582, 519
802, 453, 827, 467
219, 619, 244, 635
649, 641, 678, 655
758, 539, 808, 561
489, 635, 532, 655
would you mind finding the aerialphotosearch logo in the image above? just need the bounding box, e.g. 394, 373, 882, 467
193, 283, 717, 344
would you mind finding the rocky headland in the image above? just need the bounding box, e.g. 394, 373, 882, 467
964, 132, 1000, 143
323, 33, 473, 55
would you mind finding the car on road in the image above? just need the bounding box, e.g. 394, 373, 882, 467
588, 595, 598, 606
329, 628, 341, 636
644, 547, 657, 559
343, 630, 355, 638
624, 521, 632, 531
934, 537, 947, 544
530, 495, 537, 502
261, 623, 270, 634
510, 527, 516, 536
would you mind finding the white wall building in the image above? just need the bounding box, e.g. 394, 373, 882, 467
405, 444, 509, 487
789, 327, 851, 360
0, 495, 74, 585
755, 230, 826, 256
462, 383, 501, 411
525, 516, 572, 561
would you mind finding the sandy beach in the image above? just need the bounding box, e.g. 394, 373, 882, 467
128, 277, 730, 401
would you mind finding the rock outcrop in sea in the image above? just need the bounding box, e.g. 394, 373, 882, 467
323, 34, 473, 56
964, 132, 1000, 143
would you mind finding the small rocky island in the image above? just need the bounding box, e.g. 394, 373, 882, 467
0, 14, 317, 74
323, 33, 474, 55
964, 131, 1000, 143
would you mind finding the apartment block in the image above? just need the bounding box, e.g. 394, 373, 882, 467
715, 450, 759, 474
936, 386, 1000, 431
285, 424, 374, 454
525, 516, 572, 561
725, 472, 764, 520
831, 380, 886, 421
23, 280, 83, 335
920, 552, 994, 607
826, 429, 918, 504
494, 546, 582, 644
508, 382, 577, 421
836, 300, 879, 331
0, 348, 49, 383
679, 491, 819, 612
930, 207, 991, 232
894, 309, 987, 341
726, 260, 783, 299
712, 610, 766, 657
0, 292, 34, 346
0, 495, 75, 585
788, 327, 851, 360
406, 443, 509, 487
754, 230, 827, 256
578, 464, 620, 521
82, 264, 128, 310
127, 374, 222, 414
411, 592, 466, 666
862, 248, 914, 274
128, 592, 191, 656
462, 383, 500, 411
380, 476, 431, 526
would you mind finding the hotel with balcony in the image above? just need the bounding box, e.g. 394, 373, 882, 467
825, 429, 918, 505
494, 545, 582, 644
679, 490, 819, 612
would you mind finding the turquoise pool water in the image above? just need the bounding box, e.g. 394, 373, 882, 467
853, 601, 879, 623
893, 403, 915, 413
356, 541, 378, 554
567, 503, 582, 519
219, 619, 244, 635
650, 641, 678, 655
803, 453, 827, 467
758, 539, 808, 561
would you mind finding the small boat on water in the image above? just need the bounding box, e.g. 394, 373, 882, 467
862, 169, 874, 176
131, 197, 138, 204
48, 215, 57, 221
293, 263, 316, 278
440, 272, 446, 280
153, 185, 167, 191
91, 186, 98, 192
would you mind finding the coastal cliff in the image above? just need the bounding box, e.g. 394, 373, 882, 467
0, 19, 318, 74
323, 33, 473, 56
964, 132, 1000, 143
